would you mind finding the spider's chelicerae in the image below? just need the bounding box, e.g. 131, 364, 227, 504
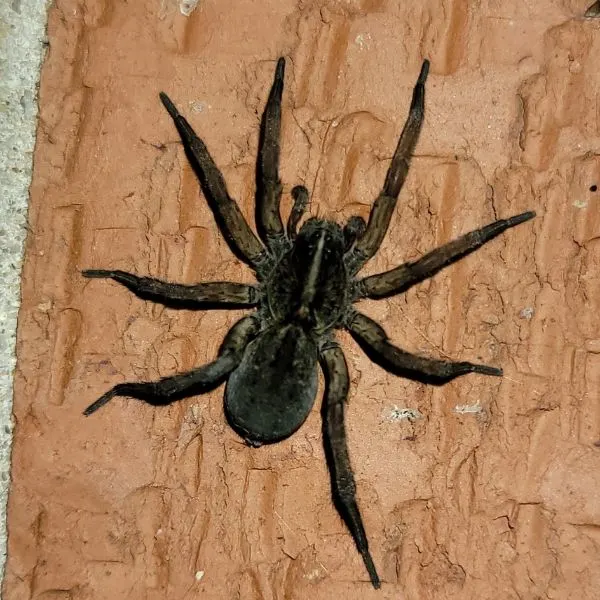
83, 57, 534, 589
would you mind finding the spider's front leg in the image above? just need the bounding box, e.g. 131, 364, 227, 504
84, 315, 259, 415
159, 93, 265, 269
82, 269, 258, 308
320, 343, 381, 589
347, 60, 429, 274
347, 312, 502, 384
356, 211, 536, 299
256, 57, 286, 246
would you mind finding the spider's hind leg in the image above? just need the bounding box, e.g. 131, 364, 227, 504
84, 315, 259, 415
320, 343, 381, 589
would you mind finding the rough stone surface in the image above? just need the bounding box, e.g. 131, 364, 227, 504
0, 0, 49, 589
4, 1, 600, 598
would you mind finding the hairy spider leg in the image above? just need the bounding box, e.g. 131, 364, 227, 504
287, 185, 309, 239
82, 269, 259, 309
83, 316, 259, 415
320, 344, 381, 588
358, 211, 536, 299
159, 92, 266, 269
256, 57, 286, 245
347, 312, 502, 384
347, 60, 429, 274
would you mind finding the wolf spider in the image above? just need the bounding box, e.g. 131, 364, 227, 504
83, 57, 534, 588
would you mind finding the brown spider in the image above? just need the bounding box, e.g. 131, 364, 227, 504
83, 57, 534, 588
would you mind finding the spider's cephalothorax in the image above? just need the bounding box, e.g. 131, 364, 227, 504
83, 57, 535, 589
265, 217, 349, 331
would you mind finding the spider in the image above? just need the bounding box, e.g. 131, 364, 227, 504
82, 56, 535, 589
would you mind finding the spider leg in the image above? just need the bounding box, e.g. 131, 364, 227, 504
346, 60, 429, 274
320, 343, 381, 589
357, 211, 536, 299
159, 93, 265, 270
286, 185, 309, 239
82, 269, 258, 309
84, 315, 259, 415
256, 57, 286, 245
347, 312, 502, 384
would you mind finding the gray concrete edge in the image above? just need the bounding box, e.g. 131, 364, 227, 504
0, 0, 51, 592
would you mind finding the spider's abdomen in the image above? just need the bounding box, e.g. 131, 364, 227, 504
224, 324, 318, 444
